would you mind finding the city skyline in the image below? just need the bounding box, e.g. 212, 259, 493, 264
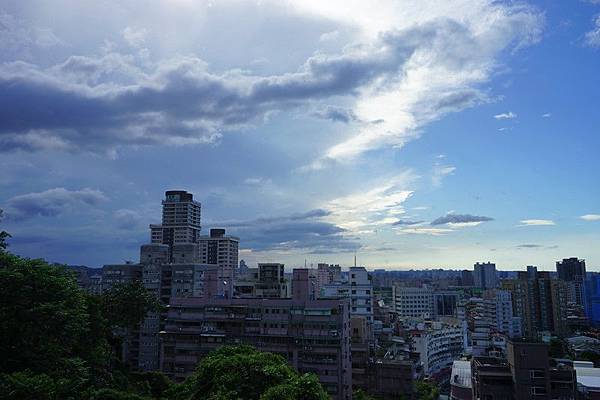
1, 1, 600, 268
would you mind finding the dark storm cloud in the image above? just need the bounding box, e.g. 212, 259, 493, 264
113, 209, 145, 230
219, 209, 332, 228
392, 219, 424, 226
0, 18, 484, 153
216, 209, 359, 253
312, 105, 359, 123
515, 244, 558, 250
3, 187, 108, 221
430, 213, 494, 225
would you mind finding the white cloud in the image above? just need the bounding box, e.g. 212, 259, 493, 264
494, 111, 517, 120
394, 226, 453, 236
519, 219, 555, 226
295, 0, 542, 165
581, 214, 600, 221
244, 177, 272, 186
585, 15, 600, 48
122, 26, 148, 47
319, 30, 340, 42
542, 112, 552, 118
0, 1, 543, 160
432, 164, 456, 187
323, 172, 415, 232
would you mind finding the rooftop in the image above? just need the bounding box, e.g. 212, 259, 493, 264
451, 360, 472, 388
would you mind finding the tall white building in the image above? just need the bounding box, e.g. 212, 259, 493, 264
490, 290, 522, 338
349, 267, 373, 322
394, 286, 434, 318
321, 267, 373, 321
150, 190, 201, 250
198, 228, 239, 296
463, 290, 522, 357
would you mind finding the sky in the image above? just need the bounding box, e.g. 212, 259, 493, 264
1, 0, 599, 270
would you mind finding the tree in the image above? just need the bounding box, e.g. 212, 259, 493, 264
353, 389, 378, 400
128, 371, 173, 399
0, 209, 10, 251
170, 345, 329, 400
415, 380, 440, 400
0, 252, 90, 375
0, 249, 327, 400
549, 338, 567, 358
101, 282, 162, 331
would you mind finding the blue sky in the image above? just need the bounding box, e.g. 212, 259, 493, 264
1, 0, 599, 270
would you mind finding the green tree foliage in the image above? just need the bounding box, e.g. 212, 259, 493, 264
549, 338, 567, 358
578, 351, 600, 366
0, 249, 332, 400
127, 372, 173, 399
415, 380, 440, 400
101, 282, 162, 331
0, 209, 11, 251
90, 388, 150, 400
170, 345, 329, 400
353, 389, 378, 400
0, 252, 91, 374
0, 251, 166, 400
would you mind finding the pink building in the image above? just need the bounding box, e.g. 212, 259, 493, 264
159, 268, 352, 400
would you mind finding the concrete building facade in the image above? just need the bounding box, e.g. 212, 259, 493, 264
159, 269, 352, 400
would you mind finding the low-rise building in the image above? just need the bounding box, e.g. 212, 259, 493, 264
159, 269, 352, 400
411, 320, 465, 381
450, 360, 472, 400
471, 340, 577, 400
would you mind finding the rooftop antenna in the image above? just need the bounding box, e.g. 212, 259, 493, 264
304, 258, 307, 268
354, 253, 357, 268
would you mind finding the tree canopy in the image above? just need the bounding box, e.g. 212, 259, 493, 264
0, 249, 331, 400
415, 380, 440, 400
168, 345, 329, 400
0, 209, 11, 251
0, 251, 163, 399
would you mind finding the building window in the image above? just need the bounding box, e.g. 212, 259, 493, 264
530, 386, 547, 395
530, 370, 545, 379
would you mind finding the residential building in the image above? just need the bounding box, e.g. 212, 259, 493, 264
473, 262, 498, 289
394, 285, 434, 319
255, 263, 289, 298
101, 262, 143, 367
434, 291, 460, 318
460, 270, 474, 287
316, 263, 341, 295
557, 257, 587, 282
471, 341, 577, 400
363, 360, 414, 400
584, 273, 600, 327
349, 267, 373, 323
411, 320, 465, 381
150, 190, 201, 253
502, 268, 568, 339
159, 269, 352, 400
198, 228, 239, 296
101, 262, 142, 292
573, 361, 600, 399
450, 360, 472, 400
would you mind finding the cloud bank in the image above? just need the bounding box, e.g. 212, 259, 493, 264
0, 0, 543, 167
4, 188, 108, 221
431, 213, 494, 226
